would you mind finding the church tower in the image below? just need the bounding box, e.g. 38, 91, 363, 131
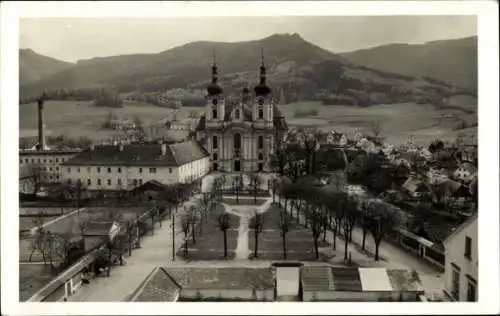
205, 51, 225, 122
253, 50, 273, 124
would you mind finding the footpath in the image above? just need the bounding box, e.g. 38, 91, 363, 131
68, 194, 201, 302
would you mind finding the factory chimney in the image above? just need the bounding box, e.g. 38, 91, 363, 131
37, 94, 46, 151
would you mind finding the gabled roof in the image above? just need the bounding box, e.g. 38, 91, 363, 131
443, 213, 478, 245
456, 162, 478, 174
61, 141, 208, 167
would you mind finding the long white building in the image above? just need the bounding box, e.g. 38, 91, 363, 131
61, 141, 210, 190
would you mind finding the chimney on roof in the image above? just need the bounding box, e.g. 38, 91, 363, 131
161, 143, 167, 156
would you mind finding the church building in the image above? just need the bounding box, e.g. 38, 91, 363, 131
195, 53, 288, 173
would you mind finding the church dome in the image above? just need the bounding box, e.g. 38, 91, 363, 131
207, 83, 223, 96
254, 84, 271, 96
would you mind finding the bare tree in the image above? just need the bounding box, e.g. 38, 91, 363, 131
365, 199, 402, 261
249, 172, 262, 204
278, 210, 292, 259
249, 211, 265, 258
181, 214, 191, 257
217, 213, 230, 259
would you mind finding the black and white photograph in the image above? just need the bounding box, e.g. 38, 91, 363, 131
1, 1, 498, 315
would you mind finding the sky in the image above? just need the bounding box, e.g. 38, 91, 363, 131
20, 16, 477, 63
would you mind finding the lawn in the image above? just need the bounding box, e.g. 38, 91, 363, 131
277, 100, 477, 145
176, 204, 240, 261
19, 100, 193, 141
19, 264, 56, 301
248, 203, 330, 261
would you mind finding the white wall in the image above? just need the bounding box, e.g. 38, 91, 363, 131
19, 152, 79, 183
62, 157, 210, 190
444, 217, 478, 301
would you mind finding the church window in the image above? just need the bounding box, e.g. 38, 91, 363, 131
235, 109, 240, 119
258, 98, 264, 105
213, 153, 218, 161
212, 108, 218, 119
258, 136, 264, 149
258, 153, 264, 161
212, 98, 218, 105
234, 133, 241, 149
258, 108, 264, 119
212, 135, 218, 149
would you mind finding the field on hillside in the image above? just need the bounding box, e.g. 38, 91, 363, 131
19, 96, 477, 146
279, 96, 477, 145
19, 100, 200, 141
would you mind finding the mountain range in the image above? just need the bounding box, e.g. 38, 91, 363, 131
339, 36, 477, 91
20, 33, 477, 105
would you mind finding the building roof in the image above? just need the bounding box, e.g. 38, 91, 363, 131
456, 162, 478, 174
130, 267, 180, 302
402, 177, 431, 193
61, 141, 208, 167
443, 213, 478, 245
19, 149, 82, 156
165, 267, 275, 290
194, 103, 288, 131
302, 267, 424, 293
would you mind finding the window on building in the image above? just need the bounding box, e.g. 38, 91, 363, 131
234, 133, 241, 149
149, 168, 157, 173
118, 167, 122, 173
258, 108, 264, 119
212, 108, 218, 119
87, 167, 91, 173
169, 168, 172, 173
97, 167, 101, 173
452, 268, 460, 300
87, 179, 91, 185
258, 136, 264, 149
107, 167, 112, 173
212, 135, 218, 149
68, 179, 72, 185
235, 109, 240, 119
56, 175, 59, 180
49, 159, 53, 163
19, 159, 23, 165
67, 167, 71, 173
213, 153, 218, 161
77, 167, 81, 173
61, 158, 65, 162
133, 179, 138, 186
117, 179, 122, 186
31, 158, 35, 163
107, 179, 112, 186
139, 167, 142, 173
49, 167, 53, 171
467, 280, 476, 302
97, 179, 101, 186
465, 236, 472, 259
43, 159, 46, 163
56, 158, 59, 163
56, 167, 59, 171
139, 179, 143, 186
258, 153, 264, 161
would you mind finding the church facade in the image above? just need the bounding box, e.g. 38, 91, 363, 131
195, 54, 288, 173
